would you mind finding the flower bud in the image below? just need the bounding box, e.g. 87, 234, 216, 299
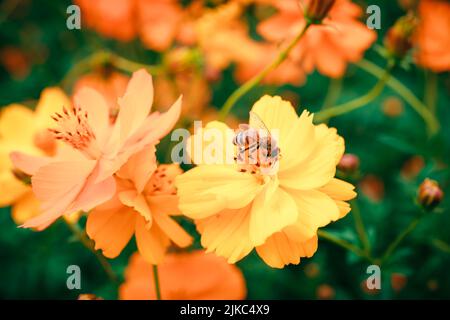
384, 13, 418, 59
418, 178, 444, 211
304, 0, 336, 23
338, 154, 360, 174
78, 294, 103, 300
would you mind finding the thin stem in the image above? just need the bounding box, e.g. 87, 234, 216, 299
314, 60, 394, 122
64, 220, 118, 283
321, 77, 343, 123
152, 265, 162, 300
317, 230, 369, 260
424, 70, 438, 114
219, 21, 313, 121
351, 200, 371, 255
355, 59, 439, 135
431, 239, 450, 255
61, 51, 162, 91
380, 214, 424, 265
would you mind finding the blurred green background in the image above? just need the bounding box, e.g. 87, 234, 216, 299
0, 0, 449, 299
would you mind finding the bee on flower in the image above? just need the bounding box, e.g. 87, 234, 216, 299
176, 95, 357, 268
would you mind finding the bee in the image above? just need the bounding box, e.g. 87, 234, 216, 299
233, 111, 280, 174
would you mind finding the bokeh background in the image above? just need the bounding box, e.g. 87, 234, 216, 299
0, 0, 449, 299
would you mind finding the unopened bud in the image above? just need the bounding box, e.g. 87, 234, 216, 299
78, 294, 103, 300
384, 13, 418, 59
304, 0, 336, 23
418, 178, 444, 211
338, 154, 360, 174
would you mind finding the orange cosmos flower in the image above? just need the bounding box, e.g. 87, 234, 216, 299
176, 95, 356, 268
120, 251, 247, 300
76, 0, 203, 51
0, 88, 70, 225
75, 0, 137, 42
414, 0, 450, 72
256, 0, 377, 78
86, 150, 192, 264
10, 69, 182, 230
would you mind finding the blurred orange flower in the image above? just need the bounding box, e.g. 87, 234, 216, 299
87, 156, 192, 264
257, 0, 377, 78
0, 46, 30, 79
120, 251, 247, 300
176, 95, 356, 268
414, 0, 450, 72
0, 88, 70, 225
11, 70, 181, 230
75, 0, 137, 41
75, 0, 203, 51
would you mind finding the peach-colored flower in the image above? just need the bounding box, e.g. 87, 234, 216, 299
120, 251, 247, 300
87, 150, 192, 264
10, 69, 181, 230
414, 0, 450, 72
257, 0, 377, 78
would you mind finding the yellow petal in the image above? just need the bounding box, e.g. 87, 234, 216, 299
11, 191, 40, 225
176, 164, 262, 219
319, 178, 357, 201
288, 188, 340, 232
35, 87, 72, 129
0, 104, 36, 144
187, 121, 236, 166
278, 123, 341, 190
250, 95, 298, 151
256, 234, 318, 268
196, 205, 254, 264
0, 148, 29, 206
249, 181, 298, 246
280, 110, 316, 170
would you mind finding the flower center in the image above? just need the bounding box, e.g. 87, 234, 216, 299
146, 165, 179, 195
49, 106, 101, 159
234, 135, 281, 177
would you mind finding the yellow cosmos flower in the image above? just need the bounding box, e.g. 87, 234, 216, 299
175, 95, 357, 268
0, 88, 72, 225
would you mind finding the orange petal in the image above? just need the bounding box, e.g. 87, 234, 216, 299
87, 207, 136, 258
135, 216, 170, 264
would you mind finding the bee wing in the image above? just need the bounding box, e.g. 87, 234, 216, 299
249, 111, 271, 138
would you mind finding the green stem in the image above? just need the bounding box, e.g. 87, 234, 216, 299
380, 214, 424, 265
351, 200, 371, 255
424, 70, 438, 114
355, 59, 439, 135
152, 265, 162, 300
321, 77, 343, 123
218, 21, 313, 121
64, 220, 118, 283
317, 230, 368, 260
62, 51, 162, 91
314, 60, 394, 122
431, 239, 450, 255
